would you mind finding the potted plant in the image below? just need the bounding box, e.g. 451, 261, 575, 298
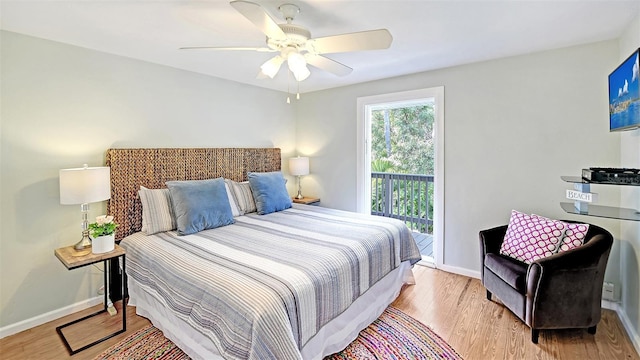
89, 215, 118, 254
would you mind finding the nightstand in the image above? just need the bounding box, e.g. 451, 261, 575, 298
54, 244, 127, 355
292, 197, 320, 205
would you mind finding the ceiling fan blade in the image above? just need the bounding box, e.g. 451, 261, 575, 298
306, 55, 353, 77
230, 0, 287, 41
310, 29, 393, 54
179, 46, 275, 52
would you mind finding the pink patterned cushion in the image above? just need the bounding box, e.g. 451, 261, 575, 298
558, 222, 590, 252
500, 210, 566, 264
532, 214, 590, 253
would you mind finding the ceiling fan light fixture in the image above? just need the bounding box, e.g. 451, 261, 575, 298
183, 1, 394, 85
287, 51, 307, 72
293, 66, 310, 81
260, 55, 284, 78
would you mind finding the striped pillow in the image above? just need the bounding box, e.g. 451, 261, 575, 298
139, 186, 176, 235
224, 182, 241, 217
225, 179, 256, 215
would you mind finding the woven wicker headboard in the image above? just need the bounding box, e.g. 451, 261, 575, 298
105, 148, 281, 241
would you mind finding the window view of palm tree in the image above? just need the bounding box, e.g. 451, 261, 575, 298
370, 104, 435, 257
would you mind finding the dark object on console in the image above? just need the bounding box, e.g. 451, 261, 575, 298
479, 221, 613, 343
582, 167, 640, 185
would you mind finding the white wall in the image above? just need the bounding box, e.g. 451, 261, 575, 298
617, 13, 640, 347
1, 24, 638, 346
298, 31, 640, 349
297, 39, 622, 275
0, 30, 296, 329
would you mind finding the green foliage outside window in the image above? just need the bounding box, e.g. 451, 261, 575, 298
370, 104, 435, 233
371, 105, 435, 175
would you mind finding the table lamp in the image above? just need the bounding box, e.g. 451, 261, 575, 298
59, 164, 111, 250
289, 156, 309, 199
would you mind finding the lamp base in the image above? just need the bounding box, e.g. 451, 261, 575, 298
295, 175, 304, 199
74, 231, 92, 251
71, 248, 91, 257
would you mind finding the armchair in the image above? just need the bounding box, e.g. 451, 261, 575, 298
479, 221, 613, 343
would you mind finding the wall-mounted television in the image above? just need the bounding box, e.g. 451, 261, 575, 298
609, 48, 640, 132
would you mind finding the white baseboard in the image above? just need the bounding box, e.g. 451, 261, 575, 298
605, 301, 640, 356
0, 296, 102, 339
602, 299, 617, 310
438, 264, 481, 279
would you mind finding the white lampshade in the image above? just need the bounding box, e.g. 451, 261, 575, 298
287, 52, 307, 73
59, 166, 111, 204
293, 66, 310, 82
260, 56, 284, 79
289, 157, 309, 176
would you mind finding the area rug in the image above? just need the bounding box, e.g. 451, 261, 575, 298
94, 325, 188, 360
94, 306, 463, 359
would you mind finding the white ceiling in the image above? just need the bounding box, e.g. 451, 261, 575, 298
1, 0, 639, 94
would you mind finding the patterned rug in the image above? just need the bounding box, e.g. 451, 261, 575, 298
94, 306, 463, 360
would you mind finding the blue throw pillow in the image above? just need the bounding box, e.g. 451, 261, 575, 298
247, 171, 292, 215
166, 178, 235, 235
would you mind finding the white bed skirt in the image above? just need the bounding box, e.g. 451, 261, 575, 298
128, 261, 415, 360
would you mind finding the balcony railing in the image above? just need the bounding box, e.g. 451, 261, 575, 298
371, 172, 434, 234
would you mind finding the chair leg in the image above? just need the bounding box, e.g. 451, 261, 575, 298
486, 290, 492, 301
588, 325, 597, 335
531, 329, 539, 344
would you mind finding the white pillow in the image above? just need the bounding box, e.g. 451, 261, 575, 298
139, 186, 176, 235
225, 179, 257, 215
225, 182, 241, 217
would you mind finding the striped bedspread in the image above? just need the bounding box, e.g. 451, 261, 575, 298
121, 204, 421, 360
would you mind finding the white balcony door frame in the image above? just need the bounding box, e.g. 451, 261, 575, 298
356, 87, 445, 268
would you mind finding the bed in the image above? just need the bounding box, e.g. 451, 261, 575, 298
106, 148, 421, 360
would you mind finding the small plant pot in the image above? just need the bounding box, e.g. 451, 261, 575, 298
92, 234, 115, 254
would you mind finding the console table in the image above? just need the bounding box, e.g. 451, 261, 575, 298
54, 245, 127, 355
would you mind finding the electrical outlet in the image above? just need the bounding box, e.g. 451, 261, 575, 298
603, 282, 615, 301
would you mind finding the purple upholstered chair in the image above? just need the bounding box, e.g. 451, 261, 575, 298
479, 221, 613, 343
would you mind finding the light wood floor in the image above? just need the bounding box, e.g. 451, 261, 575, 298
1, 266, 638, 359
392, 266, 639, 360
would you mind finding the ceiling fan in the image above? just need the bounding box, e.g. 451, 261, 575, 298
180, 0, 393, 82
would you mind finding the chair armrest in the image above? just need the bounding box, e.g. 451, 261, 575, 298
525, 234, 613, 328
479, 225, 508, 281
